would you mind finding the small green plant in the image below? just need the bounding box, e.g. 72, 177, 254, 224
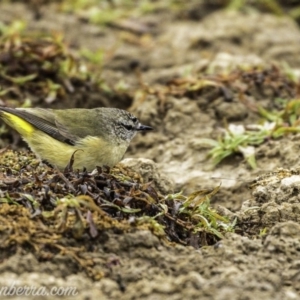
259, 227, 268, 236
226, 0, 285, 16
160, 185, 235, 244
202, 99, 300, 168
59, 0, 189, 25
200, 123, 269, 169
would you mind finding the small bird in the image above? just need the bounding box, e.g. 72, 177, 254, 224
0, 107, 152, 171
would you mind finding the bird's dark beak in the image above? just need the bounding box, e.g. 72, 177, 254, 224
137, 123, 152, 131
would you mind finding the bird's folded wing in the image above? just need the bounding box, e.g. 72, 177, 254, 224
0, 107, 77, 145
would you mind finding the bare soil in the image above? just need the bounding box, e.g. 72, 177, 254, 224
1, 2, 300, 299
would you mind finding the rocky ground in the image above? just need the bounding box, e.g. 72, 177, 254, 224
0, 1, 300, 299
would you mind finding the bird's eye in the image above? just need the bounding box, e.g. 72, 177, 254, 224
122, 123, 134, 130
131, 117, 137, 122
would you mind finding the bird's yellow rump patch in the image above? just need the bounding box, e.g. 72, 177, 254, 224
1, 111, 34, 138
